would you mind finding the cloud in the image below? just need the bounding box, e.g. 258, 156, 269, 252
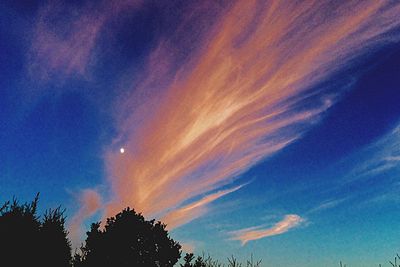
333, 123, 400, 207
230, 214, 305, 245
28, 0, 141, 81
180, 242, 196, 254
161, 184, 244, 229
63, 0, 400, 233
68, 189, 102, 247
348, 125, 400, 180
308, 197, 349, 214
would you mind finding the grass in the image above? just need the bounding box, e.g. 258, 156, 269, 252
181, 253, 261, 267
184, 253, 400, 267
339, 253, 400, 267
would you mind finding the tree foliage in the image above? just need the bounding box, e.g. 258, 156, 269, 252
181, 253, 209, 267
0, 194, 72, 267
73, 207, 181, 267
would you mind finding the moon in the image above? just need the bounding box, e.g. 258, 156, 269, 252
120, 147, 125, 154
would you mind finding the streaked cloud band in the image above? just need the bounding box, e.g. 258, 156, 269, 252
230, 214, 305, 245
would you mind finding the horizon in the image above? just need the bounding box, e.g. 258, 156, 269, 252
1, 1, 400, 266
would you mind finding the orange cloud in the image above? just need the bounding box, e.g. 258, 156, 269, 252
102, 0, 400, 228
230, 214, 304, 245
68, 189, 102, 247
180, 242, 196, 254
161, 184, 244, 229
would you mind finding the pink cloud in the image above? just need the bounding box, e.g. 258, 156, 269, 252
102, 0, 400, 228
28, 0, 141, 81
161, 184, 244, 230
180, 242, 196, 254
68, 189, 102, 247
230, 214, 305, 245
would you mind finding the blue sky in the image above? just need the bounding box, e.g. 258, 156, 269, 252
1, 1, 400, 266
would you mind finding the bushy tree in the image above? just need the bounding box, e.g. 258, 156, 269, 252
41, 207, 73, 267
74, 207, 181, 267
0, 194, 72, 267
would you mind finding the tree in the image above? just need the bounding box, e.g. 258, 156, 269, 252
74, 207, 181, 267
41, 207, 73, 267
0, 194, 72, 267
180, 253, 211, 267
181, 253, 196, 267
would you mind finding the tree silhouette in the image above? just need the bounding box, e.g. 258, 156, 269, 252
0, 194, 72, 267
180, 253, 210, 267
41, 207, 73, 267
73, 207, 181, 267
181, 253, 196, 267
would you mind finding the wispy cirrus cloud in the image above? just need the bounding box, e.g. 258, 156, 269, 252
101, 0, 400, 229
102, 1, 400, 228
345, 125, 400, 182
334, 123, 400, 207
230, 214, 305, 245
161, 184, 244, 229
308, 197, 350, 214
28, 0, 141, 81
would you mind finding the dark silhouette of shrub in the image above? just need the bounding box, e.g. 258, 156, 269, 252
182, 253, 209, 267
41, 207, 73, 267
0, 194, 72, 267
73, 207, 181, 267
181, 253, 196, 267
180, 253, 262, 267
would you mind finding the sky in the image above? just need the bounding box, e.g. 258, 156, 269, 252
1, 0, 400, 266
